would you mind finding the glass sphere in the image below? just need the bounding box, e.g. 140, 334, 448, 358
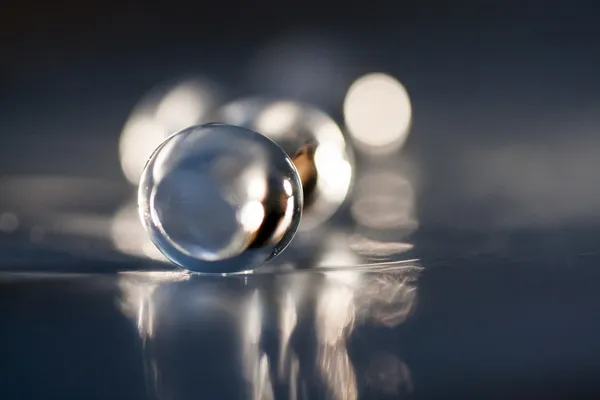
214, 97, 353, 231
138, 123, 303, 274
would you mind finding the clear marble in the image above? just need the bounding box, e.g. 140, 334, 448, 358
138, 123, 303, 273
214, 98, 353, 231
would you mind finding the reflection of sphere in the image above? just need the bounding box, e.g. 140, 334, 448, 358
215, 97, 353, 230
349, 166, 418, 262
119, 78, 219, 185
351, 170, 417, 232
138, 123, 303, 274
344, 73, 412, 154
363, 353, 413, 396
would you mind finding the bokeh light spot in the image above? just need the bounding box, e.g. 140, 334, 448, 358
344, 73, 412, 153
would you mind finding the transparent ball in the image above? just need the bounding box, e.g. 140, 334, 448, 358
214, 98, 353, 230
138, 123, 303, 274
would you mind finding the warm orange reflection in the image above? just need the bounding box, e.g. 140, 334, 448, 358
216, 97, 353, 231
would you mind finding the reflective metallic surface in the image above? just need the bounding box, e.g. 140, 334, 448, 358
138, 123, 303, 274
117, 260, 420, 400
215, 98, 353, 231
4, 231, 600, 399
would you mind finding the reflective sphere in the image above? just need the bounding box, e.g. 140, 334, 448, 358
215, 98, 353, 230
138, 123, 303, 274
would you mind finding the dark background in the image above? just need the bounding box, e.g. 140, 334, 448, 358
3, 1, 600, 399
3, 1, 600, 229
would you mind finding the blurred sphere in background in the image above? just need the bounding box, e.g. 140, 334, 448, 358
120, 77, 221, 185
344, 73, 412, 155
348, 158, 418, 262
110, 199, 168, 262
214, 97, 353, 231
138, 123, 303, 274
